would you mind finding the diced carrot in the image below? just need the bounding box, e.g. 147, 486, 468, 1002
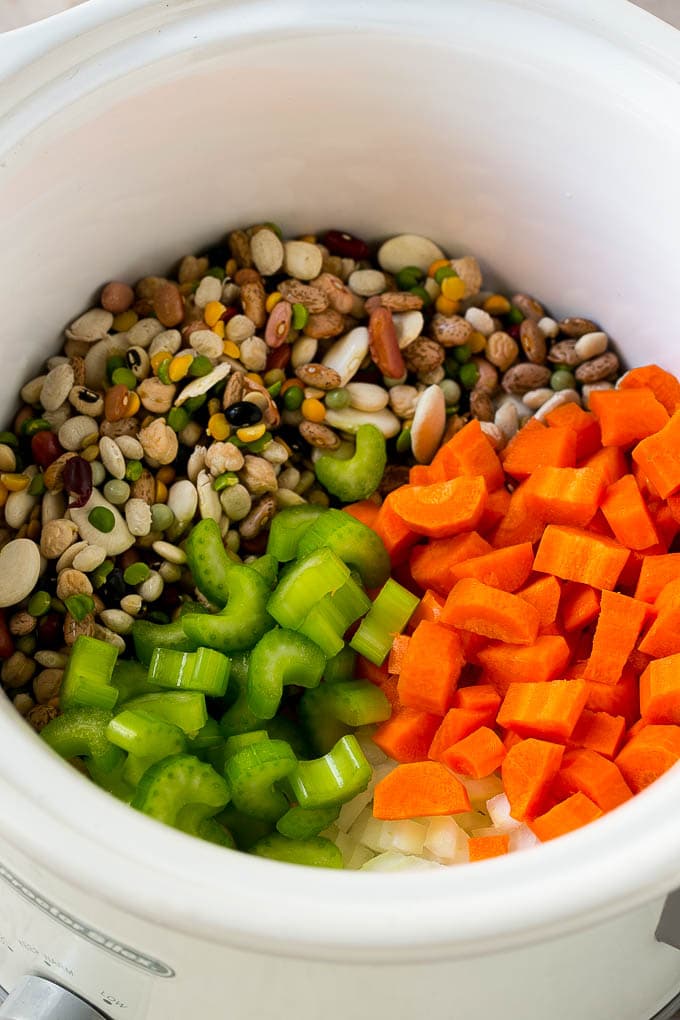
430, 419, 505, 490
387, 634, 410, 675
599, 474, 659, 551
616, 724, 680, 793
503, 729, 524, 752
447, 542, 535, 593
478, 486, 512, 534
373, 761, 471, 819
409, 531, 491, 595
490, 482, 545, 548
589, 387, 669, 447
453, 684, 502, 717
523, 466, 605, 528
632, 410, 680, 499
653, 577, 680, 614
666, 493, 680, 526
626, 718, 648, 741
343, 500, 380, 528
389, 476, 488, 540
501, 737, 565, 821
517, 575, 562, 629
355, 655, 390, 686
409, 464, 443, 485
581, 446, 628, 489
397, 620, 463, 715
618, 364, 680, 416
560, 582, 601, 632
533, 524, 630, 591
477, 635, 571, 692
552, 748, 632, 811
568, 709, 626, 759
468, 834, 510, 861
428, 708, 490, 760
584, 669, 640, 727
638, 600, 680, 658
649, 501, 680, 547
546, 402, 602, 459
372, 707, 442, 763
583, 590, 649, 685
634, 553, 680, 603
529, 792, 602, 841
458, 630, 489, 662
441, 726, 506, 778
408, 588, 445, 629
373, 490, 420, 566
497, 680, 588, 743
640, 653, 680, 725
502, 418, 577, 479
627, 648, 652, 677
441, 578, 540, 645
377, 674, 400, 710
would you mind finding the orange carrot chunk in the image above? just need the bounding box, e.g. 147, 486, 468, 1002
599, 474, 659, 551
441, 578, 540, 645
478, 487, 512, 534
373, 761, 471, 819
568, 710, 626, 759
428, 708, 491, 761
639, 653, 680, 725
372, 708, 442, 764
477, 635, 571, 689
589, 387, 669, 447
560, 582, 601, 632
616, 725, 680, 793
409, 464, 444, 486
546, 402, 602, 460
632, 410, 680, 499
529, 792, 602, 842
408, 588, 445, 629
583, 590, 649, 685
447, 541, 535, 593
581, 446, 628, 489
501, 737, 565, 821
440, 726, 506, 778
517, 575, 562, 629
373, 490, 420, 566
468, 834, 510, 861
430, 419, 505, 491
634, 553, 680, 603
389, 476, 488, 539
533, 524, 630, 591
584, 669, 640, 728
552, 748, 632, 811
397, 620, 464, 715
343, 500, 380, 528
502, 418, 577, 479
490, 482, 545, 548
618, 364, 680, 416
523, 466, 605, 528
409, 531, 491, 595
453, 684, 502, 717
638, 603, 680, 659
497, 680, 588, 743
387, 634, 411, 675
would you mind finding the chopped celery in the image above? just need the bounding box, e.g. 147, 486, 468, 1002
247, 628, 325, 720
314, 423, 386, 504
149, 646, 231, 698
276, 804, 340, 840
42, 707, 123, 776
106, 709, 186, 758
124, 691, 208, 735
299, 686, 350, 756
217, 805, 273, 851
182, 564, 272, 653
220, 652, 268, 737
350, 578, 420, 665
267, 548, 350, 630
296, 508, 390, 589
266, 505, 325, 562
132, 753, 230, 830
132, 618, 198, 666
224, 730, 269, 758
288, 734, 372, 809
249, 553, 279, 588
250, 833, 343, 869
184, 517, 235, 607
224, 739, 297, 821
324, 646, 357, 685
111, 660, 162, 704
265, 716, 311, 760
60, 636, 119, 712
296, 603, 345, 659
300, 681, 391, 729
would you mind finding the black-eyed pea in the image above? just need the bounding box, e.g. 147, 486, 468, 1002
57, 568, 93, 601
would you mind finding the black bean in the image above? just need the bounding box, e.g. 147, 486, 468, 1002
225, 401, 263, 427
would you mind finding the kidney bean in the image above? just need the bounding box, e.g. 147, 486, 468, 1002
62, 456, 93, 509
0, 612, 14, 660
31, 430, 63, 469
266, 343, 291, 373
322, 230, 370, 261
368, 307, 406, 379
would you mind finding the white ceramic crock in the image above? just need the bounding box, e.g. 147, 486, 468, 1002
2, 1, 680, 1017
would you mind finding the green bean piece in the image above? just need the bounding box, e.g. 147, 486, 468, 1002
267, 547, 349, 630
276, 804, 340, 840
182, 564, 272, 653
250, 834, 343, 869
224, 739, 297, 822
132, 754, 230, 833
296, 508, 390, 589
131, 618, 199, 666
266, 504, 325, 562
247, 628, 325, 720
288, 734, 372, 809
42, 707, 124, 776
314, 424, 387, 503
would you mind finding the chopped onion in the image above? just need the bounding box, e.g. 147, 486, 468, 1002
486, 792, 520, 831
509, 825, 540, 852
360, 851, 444, 872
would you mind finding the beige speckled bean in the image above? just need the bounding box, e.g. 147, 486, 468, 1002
149, 329, 182, 358
250, 228, 284, 276
66, 308, 113, 343
56, 569, 93, 600
284, 241, 323, 280
348, 269, 387, 297
58, 416, 99, 452
127, 317, 164, 349
190, 330, 223, 360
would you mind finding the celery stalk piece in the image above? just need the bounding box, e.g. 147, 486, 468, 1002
60, 636, 119, 712
267, 548, 350, 630
250, 833, 343, 868
288, 735, 372, 809
350, 578, 420, 665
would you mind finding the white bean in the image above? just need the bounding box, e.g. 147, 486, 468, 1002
283, 241, 323, 280
465, 306, 495, 337
99, 436, 126, 480
411, 385, 446, 464
534, 388, 581, 421
392, 311, 424, 349
348, 269, 387, 297
346, 382, 390, 413
377, 234, 445, 274
197, 469, 222, 523
322, 327, 369, 386
125, 498, 152, 537
58, 416, 99, 452
0, 540, 41, 608
72, 545, 107, 573
324, 406, 400, 438
537, 316, 559, 339
152, 540, 187, 565
291, 337, 318, 369
522, 387, 554, 410
195, 276, 223, 309
574, 331, 608, 362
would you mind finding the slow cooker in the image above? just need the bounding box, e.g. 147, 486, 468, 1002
2, 1, 680, 1017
